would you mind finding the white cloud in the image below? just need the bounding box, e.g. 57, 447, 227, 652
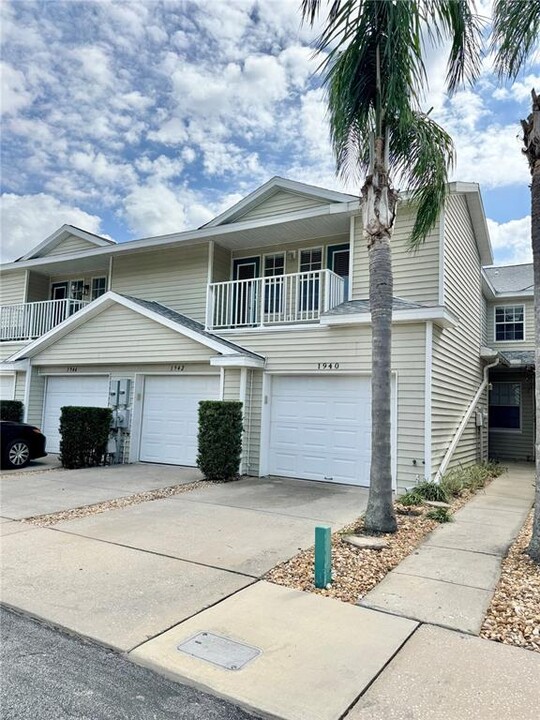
0, 61, 34, 115
122, 183, 215, 237
0, 193, 104, 262
487, 216, 532, 264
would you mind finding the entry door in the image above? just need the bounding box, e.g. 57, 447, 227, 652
42, 376, 110, 453
139, 375, 220, 465
327, 244, 350, 300
233, 257, 260, 326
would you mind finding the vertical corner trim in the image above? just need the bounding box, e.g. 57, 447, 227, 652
438, 203, 446, 306
424, 321, 433, 481
348, 216, 355, 301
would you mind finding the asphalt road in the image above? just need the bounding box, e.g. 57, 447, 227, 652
0, 607, 255, 720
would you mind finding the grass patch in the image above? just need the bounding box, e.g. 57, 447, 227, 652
426, 507, 453, 523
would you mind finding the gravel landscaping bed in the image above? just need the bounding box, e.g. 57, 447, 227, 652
266, 488, 481, 604
480, 510, 540, 653
21, 481, 209, 526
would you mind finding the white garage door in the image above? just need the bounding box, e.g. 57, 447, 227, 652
139, 375, 220, 466
0, 373, 15, 400
269, 375, 381, 487
42, 376, 110, 453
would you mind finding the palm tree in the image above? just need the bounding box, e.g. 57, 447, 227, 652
492, 0, 540, 561
302, 0, 482, 532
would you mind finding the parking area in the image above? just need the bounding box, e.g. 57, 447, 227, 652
0, 466, 369, 651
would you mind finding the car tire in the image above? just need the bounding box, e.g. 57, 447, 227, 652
4, 439, 31, 469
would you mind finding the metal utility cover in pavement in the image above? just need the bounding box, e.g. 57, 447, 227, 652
177, 632, 261, 671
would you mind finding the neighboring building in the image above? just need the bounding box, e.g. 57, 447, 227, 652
0, 177, 535, 490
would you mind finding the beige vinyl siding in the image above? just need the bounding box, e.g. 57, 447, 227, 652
26, 272, 51, 302
486, 298, 535, 350
0, 342, 28, 361
351, 207, 440, 304
14, 372, 26, 402
231, 235, 349, 276
0, 271, 26, 304
244, 370, 263, 476
213, 244, 232, 282
223, 368, 241, 401
489, 369, 535, 461
111, 245, 208, 322
45, 235, 98, 257
32, 304, 216, 365
236, 191, 330, 222
431, 195, 484, 477
225, 324, 425, 489
481, 294, 488, 345
27, 368, 45, 427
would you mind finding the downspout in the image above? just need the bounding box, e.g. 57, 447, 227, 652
434, 356, 500, 482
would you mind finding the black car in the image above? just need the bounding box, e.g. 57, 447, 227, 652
0, 421, 47, 470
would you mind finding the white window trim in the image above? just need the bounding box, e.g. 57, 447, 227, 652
489, 380, 523, 434
493, 303, 526, 344
297, 246, 323, 273
90, 276, 107, 301
262, 252, 285, 277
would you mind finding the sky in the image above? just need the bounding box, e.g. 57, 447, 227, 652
1, 0, 538, 266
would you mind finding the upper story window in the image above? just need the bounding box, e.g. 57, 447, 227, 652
494, 305, 524, 342
91, 277, 107, 300
300, 248, 322, 273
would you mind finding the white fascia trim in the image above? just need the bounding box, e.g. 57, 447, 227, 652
0, 359, 29, 371
20, 225, 115, 261
8, 291, 249, 361
210, 355, 265, 369
321, 307, 458, 329
204, 176, 357, 227
424, 322, 433, 480
1, 201, 360, 273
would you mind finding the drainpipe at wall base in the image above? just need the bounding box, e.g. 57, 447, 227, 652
434, 356, 500, 482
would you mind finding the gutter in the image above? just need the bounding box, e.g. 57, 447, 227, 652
434, 355, 500, 482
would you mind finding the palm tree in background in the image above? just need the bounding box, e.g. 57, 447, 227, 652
302, 0, 483, 532
492, 0, 540, 561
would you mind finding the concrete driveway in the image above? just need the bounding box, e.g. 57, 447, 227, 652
0, 463, 202, 520
0, 470, 369, 651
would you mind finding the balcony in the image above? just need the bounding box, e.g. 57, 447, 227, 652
0, 298, 89, 342
207, 269, 345, 330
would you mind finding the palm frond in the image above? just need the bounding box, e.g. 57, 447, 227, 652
390, 110, 455, 248
491, 0, 540, 79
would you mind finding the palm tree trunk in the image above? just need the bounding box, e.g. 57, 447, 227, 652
526, 90, 540, 562
363, 136, 398, 534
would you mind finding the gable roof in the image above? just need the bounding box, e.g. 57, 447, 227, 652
20, 225, 116, 261
483, 263, 533, 295
7, 292, 264, 364
204, 176, 357, 228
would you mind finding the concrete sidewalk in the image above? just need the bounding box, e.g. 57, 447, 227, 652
360, 464, 535, 633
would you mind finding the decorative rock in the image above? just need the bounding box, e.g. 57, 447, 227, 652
342, 535, 388, 550
423, 500, 451, 509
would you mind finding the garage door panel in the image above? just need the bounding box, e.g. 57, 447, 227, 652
268, 375, 378, 487
42, 376, 110, 453
139, 375, 219, 466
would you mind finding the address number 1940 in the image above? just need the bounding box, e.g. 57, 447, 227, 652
317, 362, 340, 370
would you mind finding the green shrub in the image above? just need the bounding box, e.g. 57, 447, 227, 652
440, 462, 505, 498
59, 406, 112, 469
197, 401, 243, 482
426, 507, 453, 523
0, 400, 23, 422
398, 489, 424, 506
413, 481, 450, 503
440, 468, 466, 498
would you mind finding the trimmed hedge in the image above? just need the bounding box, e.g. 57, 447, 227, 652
59, 406, 112, 469
0, 400, 23, 422
197, 401, 243, 481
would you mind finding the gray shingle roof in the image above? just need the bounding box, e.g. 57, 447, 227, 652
122, 295, 263, 359
500, 350, 535, 367
484, 264, 533, 294
323, 297, 432, 316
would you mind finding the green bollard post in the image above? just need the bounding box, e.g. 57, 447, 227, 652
314, 524, 332, 588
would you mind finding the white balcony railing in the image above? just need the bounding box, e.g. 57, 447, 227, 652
207, 269, 345, 330
0, 298, 89, 341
